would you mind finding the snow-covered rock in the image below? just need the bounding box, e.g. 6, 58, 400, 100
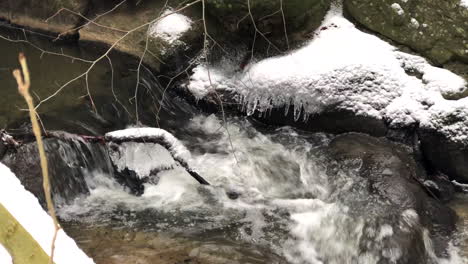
184, 4, 468, 182
0, 162, 94, 264
149, 9, 192, 44
185, 5, 467, 143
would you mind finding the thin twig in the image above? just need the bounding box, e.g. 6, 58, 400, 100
201, 0, 240, 165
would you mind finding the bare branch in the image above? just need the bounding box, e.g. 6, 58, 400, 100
13, 53, 60, 264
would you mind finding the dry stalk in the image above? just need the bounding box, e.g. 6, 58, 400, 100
12, 53, 60, 264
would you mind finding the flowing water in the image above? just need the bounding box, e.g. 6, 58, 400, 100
1, 24, 468, 264
50, 114, 463, 264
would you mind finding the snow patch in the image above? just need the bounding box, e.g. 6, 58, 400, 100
187, 66, 236, 100
391, 3, 404, 15
149, 9, 192, 44
410, 18, 420, 29
0, 163, 94, 264
0, 244, 12, 264
461, 0, 468, 8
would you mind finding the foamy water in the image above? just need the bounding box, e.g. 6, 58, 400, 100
58, 114, 465, 264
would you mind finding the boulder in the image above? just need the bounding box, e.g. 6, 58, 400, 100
324, 133, 457, 262
419, 128, 468, 183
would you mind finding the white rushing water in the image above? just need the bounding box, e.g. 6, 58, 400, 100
58, 114, 464, 264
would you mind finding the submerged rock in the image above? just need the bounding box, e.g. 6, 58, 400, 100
419, 127, 468, 183
62, 222, 287, 264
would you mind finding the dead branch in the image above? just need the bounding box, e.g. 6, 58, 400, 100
13, 53, 60, 264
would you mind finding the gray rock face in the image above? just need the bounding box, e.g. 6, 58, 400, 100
324, 133, 457, 263
344, 0, 468, 65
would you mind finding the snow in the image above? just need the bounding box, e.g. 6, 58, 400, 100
461, 0, 468, 8
391, 3, 404, 15
410, 18, 420, 29
149, 9, 192, 44
0, 244, 12, 264
187, 66, 235, 99
0, 163, 94, 264
186, 4, 468, 143
105, 127, 191, 162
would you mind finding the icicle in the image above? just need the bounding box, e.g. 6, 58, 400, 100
293, 103, 302, 122
246, 97, 258, 116
284, 99, 291, 117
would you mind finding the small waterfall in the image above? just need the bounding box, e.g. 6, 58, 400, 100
1, 132, 114, 207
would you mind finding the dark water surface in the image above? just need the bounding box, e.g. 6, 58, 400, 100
0, 24, 196, 136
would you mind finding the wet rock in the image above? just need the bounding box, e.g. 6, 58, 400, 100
419, 127, 468, 183
325, 133, 457, 262
253, 105, 388, 137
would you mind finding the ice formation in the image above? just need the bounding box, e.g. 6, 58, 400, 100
105, 127, 191, 162
108, 142, 177, 179
0, 163, 95, 264
149, 9, 192, 44
186, 5, 467, 143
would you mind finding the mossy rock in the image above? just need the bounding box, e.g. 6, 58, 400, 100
344, 0, 468, 65
205, 0, 331, 50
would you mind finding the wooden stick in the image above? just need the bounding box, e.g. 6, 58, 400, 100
13, 53, 60, 264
